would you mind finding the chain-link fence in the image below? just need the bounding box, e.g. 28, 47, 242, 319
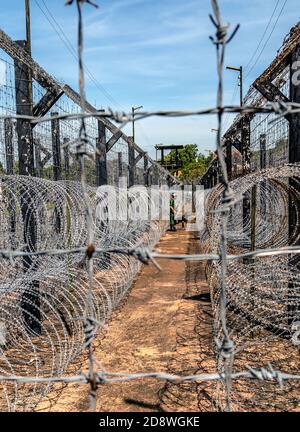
0, 0, 299, 413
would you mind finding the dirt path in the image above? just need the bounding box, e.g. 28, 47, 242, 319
39, 226, 215, 412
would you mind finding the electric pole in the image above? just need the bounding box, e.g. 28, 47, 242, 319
226, 65, 243, 106
227, 65, 248, 242
226, 65, 245, 169
25, 0, 33, 111
25, 0, 31, 55
240, 66, 243, 108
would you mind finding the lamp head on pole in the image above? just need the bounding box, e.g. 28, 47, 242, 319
226, 65, 242, 72
132, 105, 143, 113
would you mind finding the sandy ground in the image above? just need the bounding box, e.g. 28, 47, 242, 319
37, 226, 215, 412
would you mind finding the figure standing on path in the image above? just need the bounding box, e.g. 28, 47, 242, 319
169, 193, 176, 231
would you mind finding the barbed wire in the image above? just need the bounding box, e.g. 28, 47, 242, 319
1, 244, 300, 264
0, 363, 297, 388
0, 0, 299, 413
0, 101, 299, 125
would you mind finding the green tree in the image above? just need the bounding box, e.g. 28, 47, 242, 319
163, 144, 213, 181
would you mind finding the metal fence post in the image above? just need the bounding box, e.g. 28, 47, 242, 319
51, 112, 62, 181
242, 117, 251, 246
51, 112, 62, 235
34, 138, 43, 178
4, 118, 14, 174
288, 43, 300, 324
260, 133, 266, 169
4, 118, 16, 248
128, 137, 135, 188
96, 121, 107, 186
14, 39, 40, 335
63, 138, 70, 180
144, 155, 149, 187
118, 151, 123, 179
225, 139, 232, 181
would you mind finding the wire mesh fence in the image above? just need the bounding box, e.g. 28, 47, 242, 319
0, 0, 299, 413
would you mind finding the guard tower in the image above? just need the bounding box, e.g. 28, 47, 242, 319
155, 144, 184, 175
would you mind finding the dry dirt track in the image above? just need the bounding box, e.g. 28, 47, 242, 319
38, 226, 216, 412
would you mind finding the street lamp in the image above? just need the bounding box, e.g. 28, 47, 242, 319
132, 105, 143, 143
226, 65, 243, 107
227, 66, 246, 179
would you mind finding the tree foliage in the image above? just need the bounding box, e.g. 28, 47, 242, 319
163, 144, 213, 181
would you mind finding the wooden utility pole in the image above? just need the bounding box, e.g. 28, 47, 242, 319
25, 0, 33, 114
25, 0, 31, 54
226, 65, 243, 106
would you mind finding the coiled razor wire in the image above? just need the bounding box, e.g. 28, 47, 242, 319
200, 164, 300, 411
0, 174, 166, 410
0, 0, 299, 413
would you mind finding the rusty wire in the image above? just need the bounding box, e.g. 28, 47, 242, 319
0, 0, 299, 413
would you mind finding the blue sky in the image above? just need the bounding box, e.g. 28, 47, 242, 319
0, 0, 299, 157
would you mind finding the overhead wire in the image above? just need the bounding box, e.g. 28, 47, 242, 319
244, 0, 281, 73
245, 0, 288, 79
34, 0, 124, 111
